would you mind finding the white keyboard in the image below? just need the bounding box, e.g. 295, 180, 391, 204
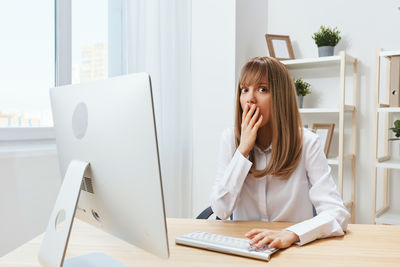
175, 232, 278, 261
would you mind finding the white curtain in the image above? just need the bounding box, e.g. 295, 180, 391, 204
126, 0, 192, 217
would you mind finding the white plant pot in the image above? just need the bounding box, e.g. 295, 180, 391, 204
297, 96, 304, 108
318, 46, 334, 57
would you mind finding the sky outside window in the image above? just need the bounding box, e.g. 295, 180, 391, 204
0, 0, 108, 127
0, 1, 54, 127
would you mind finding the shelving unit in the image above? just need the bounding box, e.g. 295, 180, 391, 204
372, 49, 400, 224
282, 54, 356, 69
282, 51, 358, 223
299, 106, 356, 114
375, 211, 400, 225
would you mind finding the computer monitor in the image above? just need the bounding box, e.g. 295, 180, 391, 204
38, 73, 169, 266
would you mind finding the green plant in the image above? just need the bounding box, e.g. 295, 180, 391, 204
312, 26, 341, 47
294, 78, 311, 96
389, 120, 400, 141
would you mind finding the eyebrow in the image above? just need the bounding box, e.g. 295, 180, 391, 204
253, 83, 268, 87
241, 83, 268, 87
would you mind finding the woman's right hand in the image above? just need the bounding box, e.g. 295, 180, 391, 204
238, 103, 263, 158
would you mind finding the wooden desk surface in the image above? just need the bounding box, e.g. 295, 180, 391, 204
1, 218, 400, 266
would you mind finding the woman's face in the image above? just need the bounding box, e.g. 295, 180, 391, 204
239, 81, 271, 128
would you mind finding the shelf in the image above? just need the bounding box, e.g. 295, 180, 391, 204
300, 108, 339, 113
375, 210, 400, 225
380, 50, 400, 58
299, 105, 355, 113
327, 158, 338, 165
327, 154, 355, 165
282, 54, 355, 69
377, 107, 400, 113
376, 159, 400, 169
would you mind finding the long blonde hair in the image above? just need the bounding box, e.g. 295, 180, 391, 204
234, 56, 303, 179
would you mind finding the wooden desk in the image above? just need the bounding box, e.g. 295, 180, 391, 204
1, 218, 400, 266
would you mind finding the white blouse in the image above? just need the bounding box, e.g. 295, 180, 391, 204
210, 127, 350, 246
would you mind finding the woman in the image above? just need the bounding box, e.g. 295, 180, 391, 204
210, 56, 350, 249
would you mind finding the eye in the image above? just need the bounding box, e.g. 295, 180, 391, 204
241, 88, 248, 94
259, 87, 268, 93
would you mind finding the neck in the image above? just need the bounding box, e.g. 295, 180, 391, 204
256, 123, 273, 150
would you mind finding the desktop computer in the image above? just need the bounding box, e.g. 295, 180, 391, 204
38, 73, 169, 266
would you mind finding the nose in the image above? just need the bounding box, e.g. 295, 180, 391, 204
246, 92, 256, 104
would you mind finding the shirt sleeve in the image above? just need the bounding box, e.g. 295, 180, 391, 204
285, 132, 351, 245
210, 129, 253, 220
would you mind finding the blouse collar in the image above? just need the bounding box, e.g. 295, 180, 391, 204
255, 143, 272, 153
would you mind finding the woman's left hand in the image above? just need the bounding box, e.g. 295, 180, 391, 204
245, 229, 300, 249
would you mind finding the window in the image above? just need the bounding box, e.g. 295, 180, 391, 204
0, 1, 55, 127
72, 0, 108, 84
0, 0, 122, 142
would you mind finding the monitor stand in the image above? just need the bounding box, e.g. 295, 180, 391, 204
38, 160, 126, 267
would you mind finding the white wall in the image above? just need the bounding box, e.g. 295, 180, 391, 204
235, 0, 269, 80
0, 149, 60, 256
191, 0, 268, 217
267, 0, 400, 223
191, 0, 236, 217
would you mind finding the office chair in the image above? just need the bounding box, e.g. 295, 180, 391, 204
196, 206, 233, 220
196, 206, 317, 220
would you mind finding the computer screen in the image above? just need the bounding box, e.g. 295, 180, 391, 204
39, 73, 169, 266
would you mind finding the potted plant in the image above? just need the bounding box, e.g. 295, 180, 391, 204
312, 26, 341, 57
389, 120, 400, 155
389, 120, 400, 141
294, 78, 311, 108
